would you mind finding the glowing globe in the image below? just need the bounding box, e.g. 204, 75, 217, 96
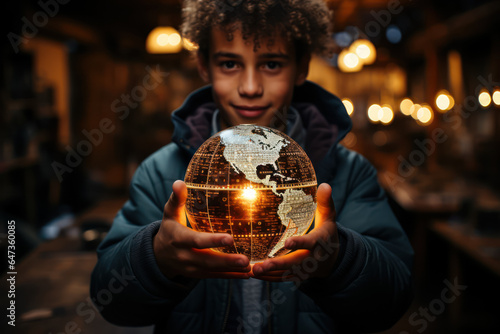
184, 124, 317, 263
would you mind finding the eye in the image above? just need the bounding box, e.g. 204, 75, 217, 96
221, 61, 237, 69
265, 61, 281, 70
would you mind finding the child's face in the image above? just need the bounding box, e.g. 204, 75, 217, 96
198, 27, 309, 129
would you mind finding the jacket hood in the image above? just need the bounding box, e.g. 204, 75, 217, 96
171, 80, 352, 162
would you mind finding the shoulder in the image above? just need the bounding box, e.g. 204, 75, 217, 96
325, 145, 382, 212
136, 143, 191, 183
129, 143, 191, 204
320, 144, 377, 186
335, 145, 376, 179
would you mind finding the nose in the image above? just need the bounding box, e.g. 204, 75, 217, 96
238, 68, 263, 97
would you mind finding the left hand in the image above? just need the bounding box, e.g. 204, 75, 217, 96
251, 183, 339, 282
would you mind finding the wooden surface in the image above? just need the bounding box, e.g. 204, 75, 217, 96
378, 170, 500, 214
1, 198, 153, 334
431, 221, 500, 278
378, 169, 500, 289
75, 197, 128, 226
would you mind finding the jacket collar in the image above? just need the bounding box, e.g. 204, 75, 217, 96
171, 80, 352, 163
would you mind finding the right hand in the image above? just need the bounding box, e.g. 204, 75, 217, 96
153, 180, 252, 279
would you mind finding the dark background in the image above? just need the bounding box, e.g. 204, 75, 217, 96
1, 1, 500, 333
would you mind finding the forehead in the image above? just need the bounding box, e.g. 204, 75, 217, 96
208, 26, 294, 56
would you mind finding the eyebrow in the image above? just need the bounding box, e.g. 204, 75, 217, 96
212, 52, 290, 60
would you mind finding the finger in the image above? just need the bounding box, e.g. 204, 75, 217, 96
199, 272, 252, 279
283, 183, 336, 250
284, 224, 334, 250
176, 251, 251, 278
251, 270, 297, 282
251, 269, 289, 276
163, 180, 188, 225
176, 266, 253, 279
315, 183, 336, 227
184, 263, 252, 275
165, 217, 234, 249
189, 248, 251, 272
252, 275, 296, 282
252, 250, 310, 275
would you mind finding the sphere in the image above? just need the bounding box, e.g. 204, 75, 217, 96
184, 124, 317, 263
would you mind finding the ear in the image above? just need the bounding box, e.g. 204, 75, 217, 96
295, 54, 311, 86
197, 53, 210, 83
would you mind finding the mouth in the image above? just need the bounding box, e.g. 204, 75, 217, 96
231, 104, 271, 118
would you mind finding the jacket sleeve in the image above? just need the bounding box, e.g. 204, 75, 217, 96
90, 148, 198, 326
300, 147, 414, 332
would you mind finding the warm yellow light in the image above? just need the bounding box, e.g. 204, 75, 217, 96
400, 98, 413, 116
146, 27, 183, 54
342, 98, 354, 116
380, 105, 394, 124
410, 104, 421, 120
493, 89, 500, 106
345, 53, 359, 68
417, 105, 433, 125
183, 38, 199, 51
338, 49, 363, 72
377, 107, 385, 121
479, 89, 492, 107
435, 94, 449, 110
242, 188, 257, 201
157, 33, 169, 46
435, 90, 454, 112
350, 39, 376, 65
356, 44, 371, 59
368, 104, 382, 123
168, 33, 181, 46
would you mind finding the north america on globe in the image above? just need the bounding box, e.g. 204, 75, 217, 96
184, 124, 317, 263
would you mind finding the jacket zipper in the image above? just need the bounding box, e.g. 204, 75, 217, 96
221, 280, 233, 334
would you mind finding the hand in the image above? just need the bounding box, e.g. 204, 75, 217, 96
251, 183, 339, 282
153, 180, 252, 279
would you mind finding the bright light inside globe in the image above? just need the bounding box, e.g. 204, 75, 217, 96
184, 124, 317, 263
242, 188, 257, 201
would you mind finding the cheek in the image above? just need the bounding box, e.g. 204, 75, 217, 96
212, 81, 231, 103
269, 80, 295, 105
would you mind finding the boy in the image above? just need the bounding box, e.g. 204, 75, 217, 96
91, 1, 413, 333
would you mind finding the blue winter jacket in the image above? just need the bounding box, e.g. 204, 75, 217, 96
90, 81, 413, 333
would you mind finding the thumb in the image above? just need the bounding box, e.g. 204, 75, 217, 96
163, 180, 187, 226
314, 183, 336, 228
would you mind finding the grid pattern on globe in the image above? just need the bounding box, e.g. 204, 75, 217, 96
185, 125, 317, 263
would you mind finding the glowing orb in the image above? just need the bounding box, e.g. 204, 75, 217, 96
184, 124, 317, 263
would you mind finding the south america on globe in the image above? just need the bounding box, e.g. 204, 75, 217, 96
184, 124, 317, 263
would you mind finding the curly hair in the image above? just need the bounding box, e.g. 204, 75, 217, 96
181, 0, 333, 60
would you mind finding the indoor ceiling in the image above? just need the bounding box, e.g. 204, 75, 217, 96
5, 0, 498, 59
